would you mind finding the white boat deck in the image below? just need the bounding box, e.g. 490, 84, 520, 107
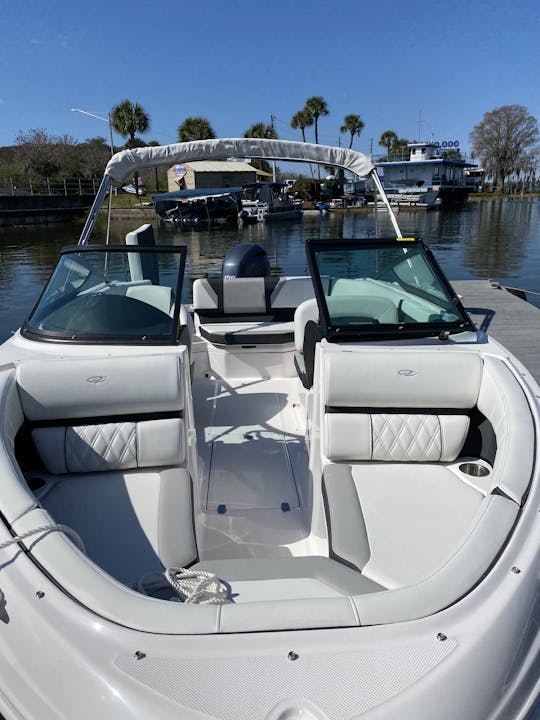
192, 376, 316, 560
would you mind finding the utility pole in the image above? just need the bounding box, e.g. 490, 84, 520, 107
417, 109, 425, 141
270, 114, 277, 182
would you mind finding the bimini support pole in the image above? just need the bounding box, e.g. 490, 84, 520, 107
369, 168, 403, 238
78, 176, 113, 246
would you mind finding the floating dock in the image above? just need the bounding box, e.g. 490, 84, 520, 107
453, 280, 540, 383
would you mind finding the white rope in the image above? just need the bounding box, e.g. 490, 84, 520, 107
0, 524, 85, 554
164, 567, 231, 604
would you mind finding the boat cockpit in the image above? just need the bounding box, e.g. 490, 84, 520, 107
0, 225, 535, 637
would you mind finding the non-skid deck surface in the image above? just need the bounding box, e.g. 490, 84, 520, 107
192, 376, 313, 559
194, 377, 305, 510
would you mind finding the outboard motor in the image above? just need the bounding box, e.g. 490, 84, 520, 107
222, 243, 270, 278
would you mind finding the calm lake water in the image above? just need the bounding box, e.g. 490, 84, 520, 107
1, 198, 540, 343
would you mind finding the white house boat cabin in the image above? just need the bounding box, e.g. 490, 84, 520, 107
376, 141, 479, 207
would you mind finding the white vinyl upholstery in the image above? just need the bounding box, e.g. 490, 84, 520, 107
477, 355, 535, 503
17, 354, 183, 421
1, 353, 199, 622
192, 278, 219, 310
223, 277, 267, 313
0, 368, 36, 522
326, 295, 399, 323
12, 507, 214, 634
125, 284, 174, 316
32, 418, 184, 475
352, 494, 518, 624
326, 413, 470, 463
320, 347, 532, 624
324, 349, 483, 408
270, 277, 315, 309
194, 556, 384, 602
350, 463, 485, 587
294, 298, 319, 352
193, 276, 316, 346
38, 467, 197, 584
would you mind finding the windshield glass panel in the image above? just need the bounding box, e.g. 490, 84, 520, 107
309, 239, 469, 337
25, 246, 186, 343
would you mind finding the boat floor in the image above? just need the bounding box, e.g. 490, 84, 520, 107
192, 376, 317, 560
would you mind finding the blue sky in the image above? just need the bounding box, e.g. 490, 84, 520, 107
1, 0, 539, 159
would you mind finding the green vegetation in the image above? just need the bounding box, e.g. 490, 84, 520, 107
110, 100, 150, 148
243, 122, 278, 140
290, 109, 313, 143
340, 114, 364, 149
110, 100, 151, 197
470, 105, 539, 192
378, 130, 410, 161
2, 97, 540, 199
177, 117, 216, 142
305, 97, 329, 146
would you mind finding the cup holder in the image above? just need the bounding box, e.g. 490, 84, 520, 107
26, 476, 46, 491
459, 463, 490, 478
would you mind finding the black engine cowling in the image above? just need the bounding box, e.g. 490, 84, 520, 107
222, 243, 270, 278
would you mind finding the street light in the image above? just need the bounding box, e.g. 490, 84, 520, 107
71, 107, 115, 243
71, 108, 114, 158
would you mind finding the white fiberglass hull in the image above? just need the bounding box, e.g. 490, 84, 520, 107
0, 333, 539, 720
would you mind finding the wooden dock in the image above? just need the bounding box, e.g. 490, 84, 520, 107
452, 280, 540, 383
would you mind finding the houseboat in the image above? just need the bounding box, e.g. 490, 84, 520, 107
376, 141, 479, 208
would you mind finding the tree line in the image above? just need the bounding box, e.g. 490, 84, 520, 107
1, 98, 538, 194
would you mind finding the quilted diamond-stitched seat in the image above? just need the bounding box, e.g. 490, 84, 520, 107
17, 354, 197, 587
320, 348, 517, 592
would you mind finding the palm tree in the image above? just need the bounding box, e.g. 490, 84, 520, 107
291, 108, 314, 142
305, 96, 329, 145
379, 130, 398, 159
243, 123, 278, 175
111, 99, 150, 147
243, 122, 278, 139
110, 99, 150, 196
177, 117, 216, 142
340, 114, 364, 149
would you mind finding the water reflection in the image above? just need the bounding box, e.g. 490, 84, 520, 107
464, 200, 533, 278
1, 199, 539, 342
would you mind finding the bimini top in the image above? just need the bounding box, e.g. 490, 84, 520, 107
81, 138, 400, 244
104, 138, 375, 185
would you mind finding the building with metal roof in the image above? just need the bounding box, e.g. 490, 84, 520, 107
167, 160, 259, 191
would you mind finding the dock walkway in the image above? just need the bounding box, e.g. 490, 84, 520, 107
452, 280, 540, 383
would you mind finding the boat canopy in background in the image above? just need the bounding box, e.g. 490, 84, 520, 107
152, 187, 244, 201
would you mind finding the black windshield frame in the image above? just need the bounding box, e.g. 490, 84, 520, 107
306, 237, 474, 341
22, 244, 187, 345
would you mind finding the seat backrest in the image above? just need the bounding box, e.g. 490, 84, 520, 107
125, 224, 159, 284
125, 284, 174, 316
294, 298, 319, 353
193, 276, 314, 318
17, 354, 186, 475
269, 277, 314, 309
323, 350, 483, 463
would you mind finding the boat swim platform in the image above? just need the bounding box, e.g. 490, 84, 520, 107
452, 279, 540, 383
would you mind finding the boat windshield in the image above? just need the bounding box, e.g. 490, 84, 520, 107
23, 244, 187, 344
306, 237, 473, 340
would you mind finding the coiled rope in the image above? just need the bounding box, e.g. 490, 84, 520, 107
165, 567, 230, 604
0, 527, 229, 606
138, 567, 231, 604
